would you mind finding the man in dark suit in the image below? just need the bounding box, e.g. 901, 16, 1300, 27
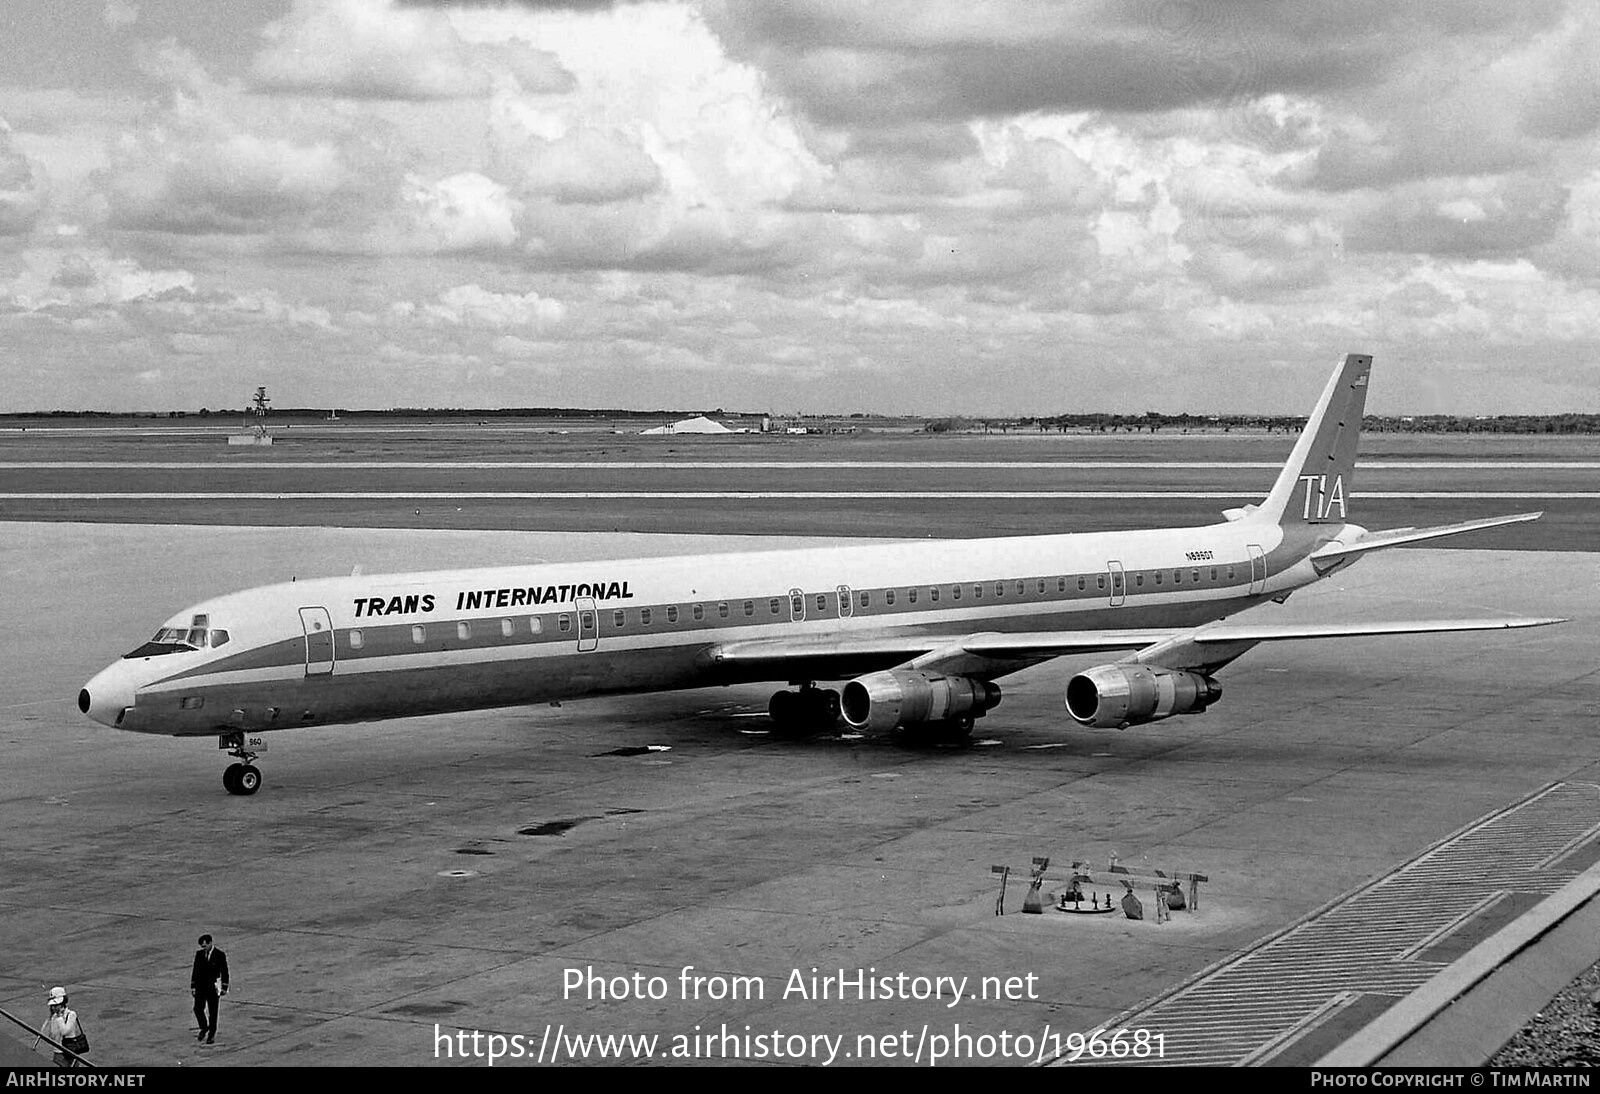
190, 934, 229, 1044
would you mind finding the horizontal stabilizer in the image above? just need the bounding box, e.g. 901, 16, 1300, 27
1311, 511, 1542, 563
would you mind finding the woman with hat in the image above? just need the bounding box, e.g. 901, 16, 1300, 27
35, 987, 87, 1067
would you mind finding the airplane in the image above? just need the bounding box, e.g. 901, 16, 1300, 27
79, 352, 1558, 795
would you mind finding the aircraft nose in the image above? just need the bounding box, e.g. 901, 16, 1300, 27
80, 664, 136, 728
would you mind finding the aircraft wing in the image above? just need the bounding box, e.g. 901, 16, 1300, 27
1311, 512, 1543, 565
709, 616, 1562, 679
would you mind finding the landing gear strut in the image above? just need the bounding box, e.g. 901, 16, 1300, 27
218, 731, 263, 796
768, 685, 841, 736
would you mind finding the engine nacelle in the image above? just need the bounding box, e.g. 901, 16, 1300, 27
1064, 664, 1221, 728
841, 671, 1002, 731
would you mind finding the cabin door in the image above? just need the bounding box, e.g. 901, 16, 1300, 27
298, 607, 335, 676
575, 596, 599, 652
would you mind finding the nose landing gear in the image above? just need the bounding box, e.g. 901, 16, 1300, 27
218, 731, 265, 796
223, 762, 262, 795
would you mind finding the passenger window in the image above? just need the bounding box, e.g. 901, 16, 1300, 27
349, 629, 364, 650
743, 600, 754, 616
790, 594, 803, 616
529, 616, 543, 634
860, 591, 870, 608
930, 587, 940, 602
770, 598, 781, 615
1016, 580, 1025, 596
1173, 569, 1181, 583
1077, 577, 1086, 591
667, 606, 678, 623
1097, 575, 1106, 589
952, 585, 961, 600
1154, 572, 1161, 585
908, 588, 918, 603
1227, 566, 1236, 580
718, 602, 730, 619
458, 621, 472, 640
693, 604, 705, 621
886, 589, 896, 605
1136, 574, 1145, 587
501, 618, 514, 637
1209, 567, 1217, 581
210, 629, 230, 648
1037, 579, 1046, 594
641, 608, 652, 625
1058, 577, 1067, 592
815, 594, 826, 612
558, 615, 571, 632
412, 625, 426, 644
613, 609, 625, 627
1192, 568, 1201, 583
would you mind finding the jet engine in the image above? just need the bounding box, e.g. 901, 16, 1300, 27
841, 671, 1001, 731
1064, 665, 1221, 728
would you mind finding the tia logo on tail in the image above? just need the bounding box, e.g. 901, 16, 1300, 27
1298, 474, 1347, 520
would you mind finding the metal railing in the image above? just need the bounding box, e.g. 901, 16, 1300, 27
0, 1003, 96, 1068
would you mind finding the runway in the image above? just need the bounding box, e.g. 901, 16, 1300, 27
3, 429, 1598, 547
1, 518, 1595, 1067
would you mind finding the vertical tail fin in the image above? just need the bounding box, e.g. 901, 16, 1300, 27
1255, 353, 1372, 527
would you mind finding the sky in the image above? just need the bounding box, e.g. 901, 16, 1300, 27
0, 0, 1597, 416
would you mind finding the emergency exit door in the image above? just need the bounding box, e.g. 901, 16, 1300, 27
1107, 561, 1126, 607
575, 596, 599, 652
1247, 544, 1267, 595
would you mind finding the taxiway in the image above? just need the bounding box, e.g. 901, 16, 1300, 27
1, 518, 1594, 1066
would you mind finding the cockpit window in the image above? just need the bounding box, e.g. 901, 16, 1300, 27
122, 625, 215, 659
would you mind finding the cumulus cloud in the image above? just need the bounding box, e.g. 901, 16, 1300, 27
467, 2, 829, 269
252, 0, 572, 99
4, 0, 1596, 414
1344, 175, 1568, 257
103, 1, 139, 30
0, 122, 47, 236
494, 124, 660, 204
396, 172, 523, 251
104, 127, 351, 235
2, 249, 195, 311
422, 283, 566, 330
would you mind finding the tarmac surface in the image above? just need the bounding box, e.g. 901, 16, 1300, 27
2, 513, 1596, 1067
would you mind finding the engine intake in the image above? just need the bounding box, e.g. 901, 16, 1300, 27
841, 671, 1001, 731
1065, 665, 1221, 728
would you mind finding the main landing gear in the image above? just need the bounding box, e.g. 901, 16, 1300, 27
768, 685, 841, 736
905, 714, 977, 745
218, 731, 263, 796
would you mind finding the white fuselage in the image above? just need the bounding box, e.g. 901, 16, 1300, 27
79, 515, 1351, 737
